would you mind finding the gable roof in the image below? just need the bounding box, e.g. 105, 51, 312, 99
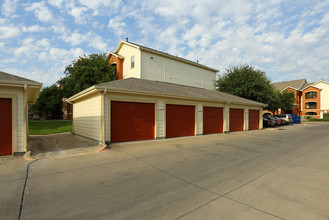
114, 40, 219, 73
68, 77, 266, 107
0, 70, 42, 86
0, 70, 42, 103
271, 79, 307, 91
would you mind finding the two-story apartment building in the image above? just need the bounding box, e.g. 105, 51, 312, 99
108, 39, 218, 90
272, 79, 329, 118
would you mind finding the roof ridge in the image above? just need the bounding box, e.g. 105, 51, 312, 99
116, 40, 218, 72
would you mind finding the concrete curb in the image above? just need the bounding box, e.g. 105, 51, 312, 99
23, 145, 109, 161
23, 151, 37, 161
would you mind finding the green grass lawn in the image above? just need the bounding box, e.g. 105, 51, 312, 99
29, 120, 73, 135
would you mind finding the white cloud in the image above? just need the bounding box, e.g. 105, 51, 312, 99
63, 31, 88, 46
14, 38, 50, 57
0, 25, 20, 39
108, 16, 126, 36
69, 6, 89, 24
1, 0, 18, 17
22, 25, 46, 32
77, 0, 122, 15
25, 2, 53, 22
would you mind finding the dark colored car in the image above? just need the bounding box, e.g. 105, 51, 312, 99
263, 117, 275, 127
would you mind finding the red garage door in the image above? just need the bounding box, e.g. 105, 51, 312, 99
229, 108, 244, 132
166, 104, 195, 138
249, 110, 259, 130
0, 98, 12, 156
203, 106, 223, 135
111, 101, 155, 143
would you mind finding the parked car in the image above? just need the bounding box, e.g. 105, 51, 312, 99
275, 114, 293, 124
264, 115, 279, 126
263, 117, 275, 127
33, 114, 40, 120
272, 116, 286, 125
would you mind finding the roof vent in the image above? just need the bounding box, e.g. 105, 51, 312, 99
126, 38, 128, 42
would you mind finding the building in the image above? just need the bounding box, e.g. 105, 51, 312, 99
68, 78, 266, 144
272, 79, 329, 118
69, 41, 267, 144
0, 71, 42, 156
108, 39, 218, 90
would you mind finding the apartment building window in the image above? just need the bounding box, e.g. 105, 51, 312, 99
305, 112, 317, 115
305, 102, 317, 109
131, 56, 135, 68
305, 91, 317, 99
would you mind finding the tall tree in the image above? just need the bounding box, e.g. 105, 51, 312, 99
29, 84, 63, 119
215, 64, 278, 110
278, 90, 295, 112
58, 53, 116, 98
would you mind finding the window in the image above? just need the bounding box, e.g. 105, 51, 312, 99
305, 91, 317, 99
305, 102, 317, 109
131, 56, 135, 68
305, 112, 317, 115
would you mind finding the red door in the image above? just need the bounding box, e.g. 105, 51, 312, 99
0, 98, 12, 156
249, 110, 259, 130
111, 101, 155, 143
203, 107, 223, 134
229, 108, 244, 132
166, 104, 195, 138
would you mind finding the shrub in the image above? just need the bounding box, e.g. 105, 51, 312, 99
324, 113, 329, 121
307, 116, 313, 120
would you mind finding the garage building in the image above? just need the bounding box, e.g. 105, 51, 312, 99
67, 78, 265, 144
0, 71, 42, 156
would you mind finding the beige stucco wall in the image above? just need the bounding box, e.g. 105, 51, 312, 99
314, 82, 329, 110
0, 85, 25, 153
103, 91, 263, 142
140, 51, 216, 90
73, 92, 102, 141
119, 44, 141, 79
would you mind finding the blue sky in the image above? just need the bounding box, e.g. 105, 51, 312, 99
1, 0, 329, 87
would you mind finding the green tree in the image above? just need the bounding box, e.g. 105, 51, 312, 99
215, 64, 278, 111
30, 84, 63, 119
58, 53, 116, 98
278, 90, 295, 112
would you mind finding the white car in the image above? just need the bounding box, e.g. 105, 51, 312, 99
275, 114, 293, 124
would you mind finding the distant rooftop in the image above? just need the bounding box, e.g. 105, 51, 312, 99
272, 79, 307, 91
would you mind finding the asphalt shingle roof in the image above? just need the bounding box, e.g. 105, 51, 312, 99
96, 78, 266, 107
271, 79, 307, 91
0, 70, 41, 84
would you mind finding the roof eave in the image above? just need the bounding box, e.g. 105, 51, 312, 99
67, 86, 100, 102
95, 85, 266, 107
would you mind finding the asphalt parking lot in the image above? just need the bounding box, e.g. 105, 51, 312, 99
1, 123, 329, 220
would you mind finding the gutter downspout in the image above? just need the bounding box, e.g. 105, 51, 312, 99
224, 102, 230, 133
100, 89, 107, 145
23, 85, 28, 152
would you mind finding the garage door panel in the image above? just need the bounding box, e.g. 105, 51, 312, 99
166, 104, 195, 138
203, 107, 223, 134
249, 110, 260, 130
229, 108, 244, 132
0, 98, 12, 156
111, 101, 155, 143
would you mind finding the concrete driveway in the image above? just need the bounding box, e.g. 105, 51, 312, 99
2, 123, 329, 219
27, 133, 103, 159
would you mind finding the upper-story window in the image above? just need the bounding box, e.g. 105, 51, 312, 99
305, 102, 317, 109
305, 91, 317, 99
131, 56, 135, 69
